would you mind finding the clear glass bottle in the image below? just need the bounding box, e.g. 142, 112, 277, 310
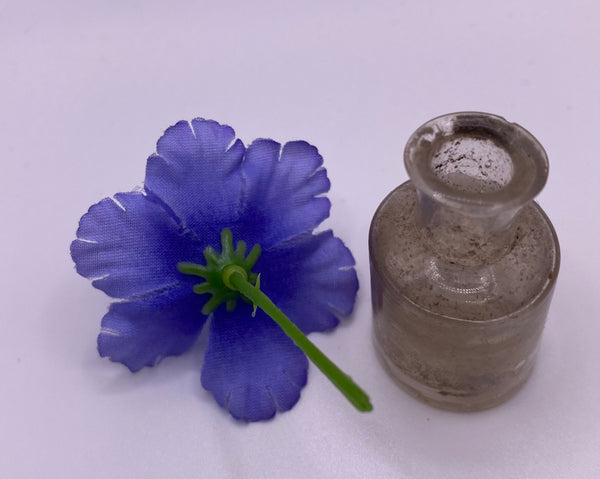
369, 112, 560, 411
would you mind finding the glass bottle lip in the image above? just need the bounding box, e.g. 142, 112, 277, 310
404, 112, 548, 215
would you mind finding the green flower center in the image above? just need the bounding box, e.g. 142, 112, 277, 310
177, 228, 261, 315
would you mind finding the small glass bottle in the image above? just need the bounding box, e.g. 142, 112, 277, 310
369, 112, 560, 411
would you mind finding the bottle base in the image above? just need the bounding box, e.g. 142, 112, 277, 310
373, 332, 536, 412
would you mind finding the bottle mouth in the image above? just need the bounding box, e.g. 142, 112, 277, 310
404, 112, 548, 214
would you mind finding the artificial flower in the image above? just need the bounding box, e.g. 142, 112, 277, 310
71, 118, 360, 421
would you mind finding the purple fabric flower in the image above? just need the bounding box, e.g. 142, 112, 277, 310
71, 119, 358, 421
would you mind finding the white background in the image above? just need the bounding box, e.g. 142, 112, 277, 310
1, 1, 599, 478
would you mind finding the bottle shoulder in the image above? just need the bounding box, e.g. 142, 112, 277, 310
369, 183, 560, 321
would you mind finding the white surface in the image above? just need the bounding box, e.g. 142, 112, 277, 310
1, 1, 599, 478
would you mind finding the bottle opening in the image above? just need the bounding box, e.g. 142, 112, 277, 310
405, 112, 548, 213
432, 136, 513, 194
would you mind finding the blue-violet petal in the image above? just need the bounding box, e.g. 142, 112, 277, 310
257, 230, 358, 334
236, 139, 331, 249
144, 119, 245, 240
202, 303, 308, 422
71, 192, 200, 299
98, 287, 207, 372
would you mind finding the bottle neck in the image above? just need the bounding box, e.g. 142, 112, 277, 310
403, 113, 549, 266
416, 189, 521, 266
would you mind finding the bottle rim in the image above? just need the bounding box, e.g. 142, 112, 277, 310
404, 112, 548, 214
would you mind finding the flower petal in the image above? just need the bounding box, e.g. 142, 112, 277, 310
202, 303, 308, 421
71, 192, 201, 299
98, 287, 207, 372
144, 119, 245, 238
237, 139, 331, 248
258, 231, 359, 334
